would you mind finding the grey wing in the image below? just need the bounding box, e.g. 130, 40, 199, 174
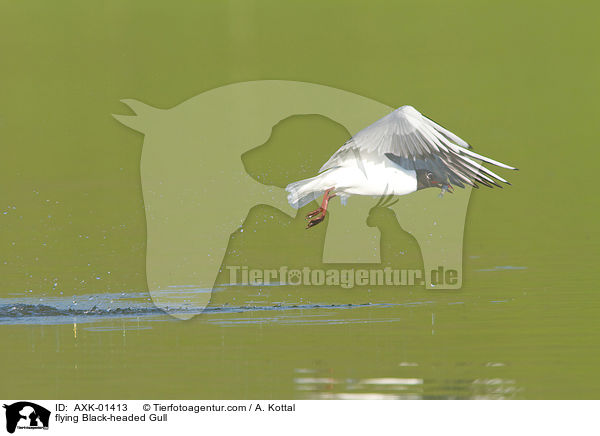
319, 105, 516, 188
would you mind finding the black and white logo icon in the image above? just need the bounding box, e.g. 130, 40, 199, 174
3, 402, 50, 434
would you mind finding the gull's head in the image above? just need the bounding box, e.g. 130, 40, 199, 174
416, 169, 451, 191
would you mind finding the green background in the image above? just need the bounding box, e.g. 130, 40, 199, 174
1, 0, 599, 399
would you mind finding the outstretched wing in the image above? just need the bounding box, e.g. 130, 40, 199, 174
319, 105, 516, 188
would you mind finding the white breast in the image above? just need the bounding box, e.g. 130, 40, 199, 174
322, 151, 417, 197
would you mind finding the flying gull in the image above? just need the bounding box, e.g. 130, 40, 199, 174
286, 105, 517, 228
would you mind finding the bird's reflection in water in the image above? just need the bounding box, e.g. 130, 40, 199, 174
294, 366, 521, 399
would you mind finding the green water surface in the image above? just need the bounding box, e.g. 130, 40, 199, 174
1, 0, 599, 399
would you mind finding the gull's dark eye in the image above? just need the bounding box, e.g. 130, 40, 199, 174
427, 172, 433, 180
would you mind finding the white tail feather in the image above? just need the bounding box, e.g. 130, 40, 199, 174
285, 175, 326, 209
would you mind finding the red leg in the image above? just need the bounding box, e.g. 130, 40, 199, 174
306, 188, 336, 229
